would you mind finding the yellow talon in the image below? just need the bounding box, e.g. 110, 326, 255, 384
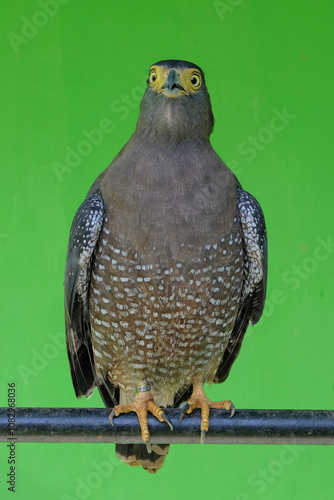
180, 375, 235, 442
109, 388, 173, 450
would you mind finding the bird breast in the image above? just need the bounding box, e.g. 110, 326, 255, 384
90, 146, 243, 395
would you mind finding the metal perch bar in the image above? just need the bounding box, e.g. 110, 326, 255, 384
1, 408, 334, 445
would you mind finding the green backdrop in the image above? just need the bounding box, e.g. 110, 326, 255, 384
1, 1, 333, 498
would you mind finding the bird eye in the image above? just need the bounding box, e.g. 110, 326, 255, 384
149, 70, 157, 85
190, 72, 201, 89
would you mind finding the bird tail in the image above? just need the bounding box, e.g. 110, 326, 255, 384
115, 443, 170, 474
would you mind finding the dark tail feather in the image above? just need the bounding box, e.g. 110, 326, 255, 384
115, 444, 170, 474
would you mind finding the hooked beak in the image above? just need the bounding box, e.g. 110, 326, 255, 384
160, 69, 188, 97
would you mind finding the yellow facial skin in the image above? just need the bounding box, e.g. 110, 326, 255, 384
149, 65, 202, 98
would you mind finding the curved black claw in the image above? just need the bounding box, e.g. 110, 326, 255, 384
229, 403, 236, 418
145, 440, 152, 454
200, 429, 206, 444
161, 412, 173, 431
109, 409, 115, 426
179, 403, 190, 423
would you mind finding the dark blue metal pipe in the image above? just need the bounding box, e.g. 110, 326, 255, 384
1, 408, 333, 445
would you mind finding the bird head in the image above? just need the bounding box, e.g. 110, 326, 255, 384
136, 60, 214, 142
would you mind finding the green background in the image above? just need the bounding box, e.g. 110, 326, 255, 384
1, 0, 333, 498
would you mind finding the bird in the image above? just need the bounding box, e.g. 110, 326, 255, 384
64, 59, 267, 473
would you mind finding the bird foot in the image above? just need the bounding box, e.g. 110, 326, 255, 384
109, 387, 173, 453
179, 375, 235, 443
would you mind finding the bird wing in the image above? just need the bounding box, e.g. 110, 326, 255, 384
214, 186, 268, 383
64, 192, 105, 399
